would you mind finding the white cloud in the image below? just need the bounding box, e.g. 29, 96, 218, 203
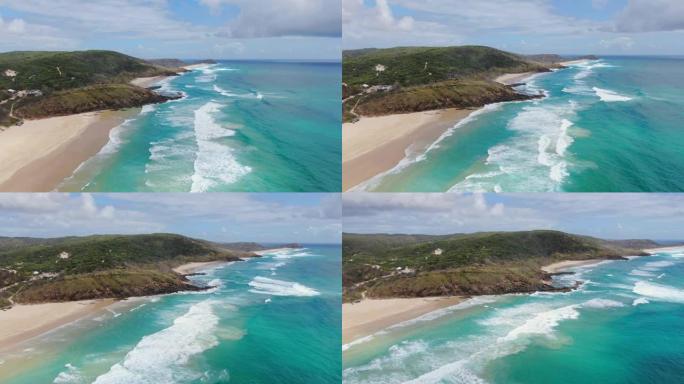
342, 193, 684, 240
615, 0, 684, 32
599, 36, 634, 50
206, 0, 341, 38
0, 194, 341, 243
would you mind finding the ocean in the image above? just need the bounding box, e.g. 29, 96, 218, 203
58, 61, 341, 192
342, 247, 684, 384
358, 56, 684, 192
0, 245, 341, 384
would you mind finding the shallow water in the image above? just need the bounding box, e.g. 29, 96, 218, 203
343, 247, 684, 383
360, 57, 684, 192
59, 61, 341, 192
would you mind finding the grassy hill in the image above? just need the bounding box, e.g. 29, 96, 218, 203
343, 230, 653, 301
0, 50, 181, 125
343, 46, 550, 88
0, 50, 175, 92
342, 45, 552, 121
0, 233, 254, 308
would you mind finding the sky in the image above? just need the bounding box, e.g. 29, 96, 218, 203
0, 0, 341, 60
0, 193, 341, 244
343, 0, 684, 55
343, 193, 684, 240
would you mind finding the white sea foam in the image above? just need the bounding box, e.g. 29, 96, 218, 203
53, 363, 83, 383
351, 102, 504, 192
582, 298, 625, 309
342, 334, 376, 352
633, 281, 684, 303
93, 300, 219, 384
629, 269, 655, 277
196, 65, 218, 83
190, 101, 251, 192
248, 277, 320, 297
592, 87, 632, 102
450, 100, 579, 192
632, 298, 650, 306
389, 296, 498, 330
497, 304, 579, 342
140, 104, 156, 114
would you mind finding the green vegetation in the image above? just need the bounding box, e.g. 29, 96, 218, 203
343, 230, 652, 301
0, 233, 255, 306
353, 79, 535, 116
342, 45, 552, 122
0, 50, 174, 92
13, 84, 176, 119
0, 50, 181, 125
343, 46, 549, 88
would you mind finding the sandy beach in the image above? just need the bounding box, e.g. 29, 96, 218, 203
541, 259, 605, 273
343, 296, 465, 344
130, 75, 169, 88
173, 261, 229, 275
343, 108, 475, 191
495, 72, 536, 85
0, 109, 136, 192
0, 299, 114, 352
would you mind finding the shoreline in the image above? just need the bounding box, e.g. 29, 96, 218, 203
173, 260, 231, 275
643, 245, 684, 254
0, 109, 138, 192
0, 299, 115, 352
494, 71, 536, 85
342, 296, 465, 345
343, 108, 476, 191
541, 258, 607, 274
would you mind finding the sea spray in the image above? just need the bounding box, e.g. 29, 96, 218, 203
190, 102, 251, 192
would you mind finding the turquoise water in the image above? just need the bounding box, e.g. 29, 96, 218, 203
343, 247, 684, 383
59, 61, 341, 192
1, 245, 341, 383
360, 57, 684, 192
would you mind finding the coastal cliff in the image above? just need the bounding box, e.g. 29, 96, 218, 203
342, 45, 551, 122
343, 230, 655, 302
0, 50, 186, 126
0, 233, 258, 308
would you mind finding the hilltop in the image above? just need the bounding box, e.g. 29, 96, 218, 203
343, 230, 655, 302
0, 50, 185, 126
342, 45, 554, 121
0, 233, 257, 309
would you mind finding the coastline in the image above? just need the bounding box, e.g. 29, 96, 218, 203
173, 260, 230, 275
643, 245, 684, 254
0, 299, 115, 352
541, 258, 606, 274
342, 296, 465, 344
342, 108, 476, 191
0, 109, 138, 192
495, 71, 536, 85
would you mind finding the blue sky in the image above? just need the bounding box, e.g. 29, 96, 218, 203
343, 193, 684, 240
0, 193, 341, 244
343, 0, 684, 55
0, 0, 341, 60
